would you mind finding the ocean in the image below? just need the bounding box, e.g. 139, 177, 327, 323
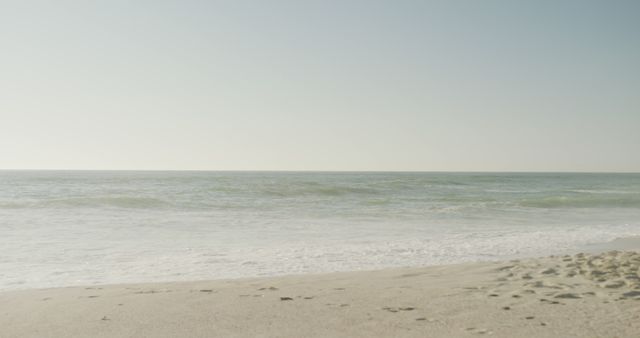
1, 171, 639, 290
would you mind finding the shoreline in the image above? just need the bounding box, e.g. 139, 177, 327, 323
581, 235, 640, 252
4, 235, 639, 294
2, 239, 639, 337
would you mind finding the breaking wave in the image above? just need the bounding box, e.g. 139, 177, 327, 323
519, 194, 640, 209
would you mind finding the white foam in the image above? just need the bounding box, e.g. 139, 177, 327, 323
2, 220, 638, 291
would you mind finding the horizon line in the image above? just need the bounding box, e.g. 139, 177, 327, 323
1, 169, 639, 174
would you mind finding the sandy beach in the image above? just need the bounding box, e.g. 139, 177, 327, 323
2, 246, 640, 338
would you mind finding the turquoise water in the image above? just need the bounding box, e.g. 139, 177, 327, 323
1, 171, 639, 290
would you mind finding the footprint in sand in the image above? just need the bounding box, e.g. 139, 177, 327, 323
622, 291, 640, 299
539, 299, 562, 305
416, 317, 436, 323
603, 281, 626, 288
497, 265, 516, 271
466, 327, 493, 335
399, 272, 425, 278
553, 293, 581, 299
382, 306, 415, 313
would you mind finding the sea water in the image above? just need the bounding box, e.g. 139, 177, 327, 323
1, 171, 639, 290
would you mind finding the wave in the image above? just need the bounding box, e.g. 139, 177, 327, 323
260, 185, 380, 197
519, 195, 640, 209
0, 196, 171, 209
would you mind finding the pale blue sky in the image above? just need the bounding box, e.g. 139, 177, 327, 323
1, 0, 639, 171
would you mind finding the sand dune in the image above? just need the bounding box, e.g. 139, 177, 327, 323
1, 250, 639, 337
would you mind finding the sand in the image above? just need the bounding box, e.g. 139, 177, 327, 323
2, 249, 640, 337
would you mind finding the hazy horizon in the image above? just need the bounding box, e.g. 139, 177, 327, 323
2, 0, 639, 172
2, 169, 640, 174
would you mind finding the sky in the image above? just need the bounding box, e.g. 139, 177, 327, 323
1, 0, 639, 172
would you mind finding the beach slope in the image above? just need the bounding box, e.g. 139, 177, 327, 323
2, 250, 640, 338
